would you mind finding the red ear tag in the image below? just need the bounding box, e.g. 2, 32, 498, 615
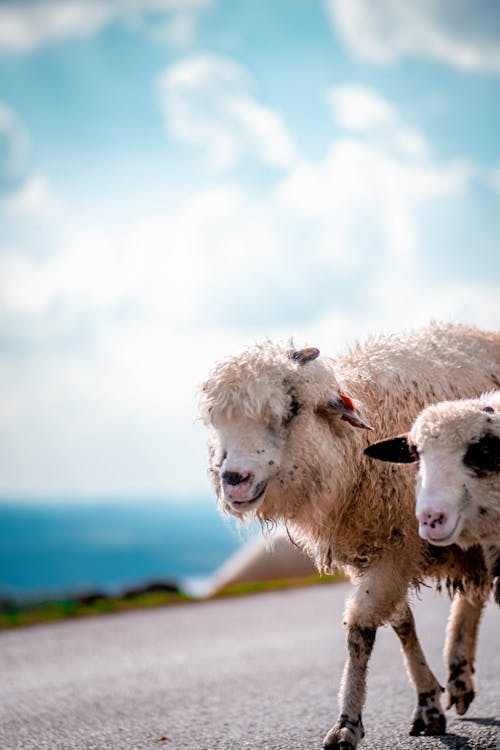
339, 394, 355, 411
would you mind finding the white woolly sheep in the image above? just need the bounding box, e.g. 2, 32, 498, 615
200, 323, 499, 750
364, 390, 500, 607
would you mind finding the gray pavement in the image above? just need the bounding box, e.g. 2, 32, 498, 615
0, 582, 498, 750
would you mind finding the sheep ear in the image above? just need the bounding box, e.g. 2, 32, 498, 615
364, 435, 417, 463
323, 393, 374, 431
289, 347, 320, 365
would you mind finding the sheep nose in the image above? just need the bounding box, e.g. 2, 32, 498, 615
222, 470, 247, 486
421, 511, 447, 530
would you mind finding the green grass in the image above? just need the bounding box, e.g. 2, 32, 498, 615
0, 591, 190, 629
0, 573, 345, 630
211, 571, 344, 598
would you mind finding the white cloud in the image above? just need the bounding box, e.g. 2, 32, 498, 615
0, 92, 480, 335
1, 175, 58, 219
392, 128, 428, 159
0, 184, 288, 324
327, 0, 500, 72
0, 0, 212, 52
0, 1, 115, 52
277, 137, 467, 262
367, 273, 500, 333
0, 211, 200, 318
327, 85, 429, 160
157, 54, 297, 170
328, 85, 397, 132
284, 274, 500, 361
0, 102, 59, 221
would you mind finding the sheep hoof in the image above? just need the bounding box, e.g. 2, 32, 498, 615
409, 704, 446, 736
425, 714, 447, 735
322, 715, 363, 749
448, 689, 475, 716
447, 661, 475, 715
409, 718, 426, 736
409, 714, 447, 736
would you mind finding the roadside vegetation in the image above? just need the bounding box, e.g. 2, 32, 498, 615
0, 572, 344, 629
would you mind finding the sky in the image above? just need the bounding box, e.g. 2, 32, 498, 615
0, 0, 499, 499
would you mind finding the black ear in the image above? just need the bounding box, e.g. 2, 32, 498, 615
364, 435, 417, 464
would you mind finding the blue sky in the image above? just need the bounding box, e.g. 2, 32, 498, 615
0, 0, 499, 498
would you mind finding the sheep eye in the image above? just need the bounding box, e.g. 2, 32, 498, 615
463, 433, 500, 477
283, 394, 301, 426
280, 380, 302, 427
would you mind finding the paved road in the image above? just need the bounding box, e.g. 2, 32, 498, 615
0, 583, 498, 750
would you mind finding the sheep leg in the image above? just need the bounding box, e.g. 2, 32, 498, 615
322, 573, 405, 750
322, 622, 374, 750
444, 591, 486, 715
389, 601, 446, 736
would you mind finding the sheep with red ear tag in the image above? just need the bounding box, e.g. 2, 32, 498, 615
200, 324, 499, 748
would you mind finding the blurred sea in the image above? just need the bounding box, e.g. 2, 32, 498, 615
0, 498, 245, 601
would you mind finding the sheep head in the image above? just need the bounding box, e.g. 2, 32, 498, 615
365, 393, 500, 547
200, 342, 372, 520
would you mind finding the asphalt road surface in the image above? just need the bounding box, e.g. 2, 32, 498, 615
1, 582, 498, 750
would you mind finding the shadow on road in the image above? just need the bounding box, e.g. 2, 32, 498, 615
459, 716, 500, 728
435, 734, 473, 749
430, 717, 500, 750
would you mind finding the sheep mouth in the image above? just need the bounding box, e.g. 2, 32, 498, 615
424, 515, 462, 546
230, 481, 268, 511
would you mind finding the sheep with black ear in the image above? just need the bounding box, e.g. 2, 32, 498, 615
200, 323, 499, 750
365, 391, 500, 609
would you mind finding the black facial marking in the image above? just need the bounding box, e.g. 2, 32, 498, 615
463, 433, 500, 476
289, 394, 300, 419
282, 386, 301, 426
